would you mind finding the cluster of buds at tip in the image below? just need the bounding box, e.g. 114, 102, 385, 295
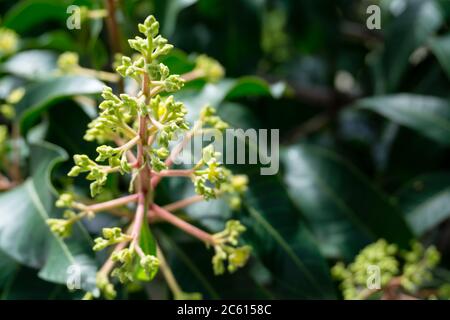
68, 154, 119, 197
57, 52, 79, 73
400, 242, 440, 293
211, 220, 251, 275
110, 248, 159, 284
0, 87, 25, 120
95, 273, 117, 300
332, 239, 442, 300
200, 105, 229, 130
174, 291, 203, 300
194, 55, 225, 83
93, 227, 132, 251
46, 210, 79, 238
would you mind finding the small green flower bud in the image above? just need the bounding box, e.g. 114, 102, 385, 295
6, 87, 25, 104
0, 104, 15, 119
140, 255, 159, 279
0, 28, 19, 56
96, 273, 117, 300
56, 193, 74, 208
93, 227, 130, 251
195, 55, 225, 83
227, 245, 251, 273
57, 52, 79, 73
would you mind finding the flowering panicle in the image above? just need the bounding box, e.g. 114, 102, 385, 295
47, 15, 250, 300
332, 239, 444, 300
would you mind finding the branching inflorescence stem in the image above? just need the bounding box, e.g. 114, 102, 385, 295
50, 15, 251, 300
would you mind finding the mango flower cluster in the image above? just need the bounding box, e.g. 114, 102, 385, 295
47, 15, 251, 300
332, 239, 443, 300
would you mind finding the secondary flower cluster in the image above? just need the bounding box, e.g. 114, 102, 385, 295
47, 15, 251, 300
332, 239, 445, 300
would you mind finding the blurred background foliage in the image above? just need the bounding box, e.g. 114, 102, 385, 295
1, 0, 450, 299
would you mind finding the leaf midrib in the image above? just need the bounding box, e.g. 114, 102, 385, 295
246, 206, 327, 298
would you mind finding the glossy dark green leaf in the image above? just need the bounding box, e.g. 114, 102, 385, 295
381, 0, 443, 90
1, 50, 57, 80
0, 142, 97, 291
397, 173, 450, 236
238, 171, 336, 299
283, 144, 414, 259
15, 75, 104, 134
355, 95, 450, 145
429, 35, 450, 81
225, 76, 286, 100
3, 0, 73, 33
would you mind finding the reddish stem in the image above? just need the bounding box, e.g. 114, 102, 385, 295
84, 194, 139, 212
151, 204, 215, 245
153, 169, 193, 178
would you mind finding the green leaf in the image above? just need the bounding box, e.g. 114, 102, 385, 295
429, 34, 450, 82
135, 223, 158, 281
239, 172, 336, 299
15, 75, 104, 134
3, 0, 73, 33
159, 0, 198, 37
0, 142, 97, 291
355, 94, 450, 145
178, 78, 281, 122
283, 144, 414, 259
1, 50, 58, 80
397, 173, 450, 236
225, 76, 286, 100
381, 0, 443, 90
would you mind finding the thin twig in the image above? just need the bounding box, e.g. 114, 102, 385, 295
151, 204, 214, 245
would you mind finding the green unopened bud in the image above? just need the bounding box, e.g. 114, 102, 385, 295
57, 52, 79, 73
96, 273, 117, 300
140, 255, 159, 279
163, 75, 185, 92
93, 227, 130, 251
56, 193, 74, 208
0, 28, 19, 56
47, 214, 75, 239
195, 55, 225, 83
6, 87, 25, 104
231, 175, 248, 193
228, 245, 251, 273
